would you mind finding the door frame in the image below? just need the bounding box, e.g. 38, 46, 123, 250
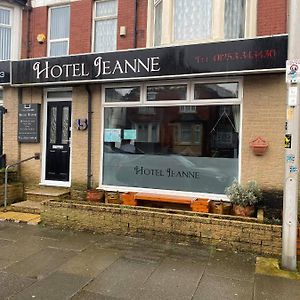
41, 88, 73, 187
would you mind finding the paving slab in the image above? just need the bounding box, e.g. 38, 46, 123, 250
206, 249, 256, 282
254, 274, 300, 300
10, 271, 91, 300
0, 222, 39, 241
0, 237, 48, 262
32, 225, 75, 240
5, 247, 77, 280
84, 257, 157, 299
166, 242, 212, 262
71, 290, 120, 300
134, 257, 205, 300
59, 246, 121, 277
193, 273, 253, 300
0, 258, 14, 270
0, 237, 15, 247
0, 271, 35, 299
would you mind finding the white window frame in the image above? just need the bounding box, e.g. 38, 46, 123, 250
0, 4, 22, 61
100, 77, 243, 200
147, 0, 257, 47
47, 5, 70, 57
92, 0, 118, 53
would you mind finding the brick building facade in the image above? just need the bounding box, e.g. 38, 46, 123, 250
0, 0, 289, 205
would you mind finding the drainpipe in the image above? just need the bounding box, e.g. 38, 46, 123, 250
133, 0, 138, 48
25, 1, 32, 58
86, 85, 92, 190
24, 1, 32, 58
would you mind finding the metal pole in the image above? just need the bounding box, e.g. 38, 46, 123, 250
282, 0, 300, 271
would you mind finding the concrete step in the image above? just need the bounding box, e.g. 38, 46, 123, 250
25, 187, 70, 202
10, 200, 42, 214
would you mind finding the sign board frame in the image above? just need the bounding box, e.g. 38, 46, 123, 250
18, 104, 41, 143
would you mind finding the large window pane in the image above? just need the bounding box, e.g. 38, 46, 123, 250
0, 27, 11, 60
105, 87, 140, 102
94, 0, 117, 53
224, 0, 245, 39
49, 6, 70, 56
174, 0, 212, 41
0, 8, 11, 60
50, 6, 70, 39
194, 83, 239, 100
94, 19, 117, 53
147, 85, 187, 101
154, 0, 162, 46
103, 105, 239, 194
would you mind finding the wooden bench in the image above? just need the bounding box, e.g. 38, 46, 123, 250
121, 192, 210, 213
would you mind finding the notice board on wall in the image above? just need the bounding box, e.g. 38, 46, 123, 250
18, 104, 41, 143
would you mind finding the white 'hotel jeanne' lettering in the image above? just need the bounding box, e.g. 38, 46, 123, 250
33, 61, 90, 79
94, 56, 161, 77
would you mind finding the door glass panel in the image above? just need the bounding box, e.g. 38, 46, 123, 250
61, 106, 69, 144
50, 107, 57, 144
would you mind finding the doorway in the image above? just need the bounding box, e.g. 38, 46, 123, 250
43, 90, 72, 185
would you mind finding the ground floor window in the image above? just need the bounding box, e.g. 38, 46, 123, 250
102, 81, 242, 194
102, 80, 241, 195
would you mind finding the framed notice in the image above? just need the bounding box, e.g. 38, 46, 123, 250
18, 104, 41, 143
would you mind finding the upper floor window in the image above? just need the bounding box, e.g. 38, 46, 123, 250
94, 0, 118, 53
150, 0, 256, 47
0, 7, 11, 60
48, 6, 70, 57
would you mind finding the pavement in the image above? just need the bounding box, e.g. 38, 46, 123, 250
0, 222, 299, 300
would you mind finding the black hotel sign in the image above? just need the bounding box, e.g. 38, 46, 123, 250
11, 35, 287, 86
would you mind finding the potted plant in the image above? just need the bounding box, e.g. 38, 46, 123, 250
86, 189, 105, 202
225, 180, 262, 217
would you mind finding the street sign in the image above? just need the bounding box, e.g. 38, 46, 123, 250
286, 59, 300, 83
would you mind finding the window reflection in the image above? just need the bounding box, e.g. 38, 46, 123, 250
103, 105, 239, 194
147, 85, 187, 101
105, 87, 140, 102
194, 82, 239, 99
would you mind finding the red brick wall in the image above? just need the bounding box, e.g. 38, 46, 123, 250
69, 0, 93, 54
21, 9, 30, 59
21, 0, 148, 58
27, 7, 48, 58
136, 0, 148, 48
257, 0, 287, 36
117, 0, 147, 50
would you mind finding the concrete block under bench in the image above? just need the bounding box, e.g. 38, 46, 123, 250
121, 192, 210, 213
